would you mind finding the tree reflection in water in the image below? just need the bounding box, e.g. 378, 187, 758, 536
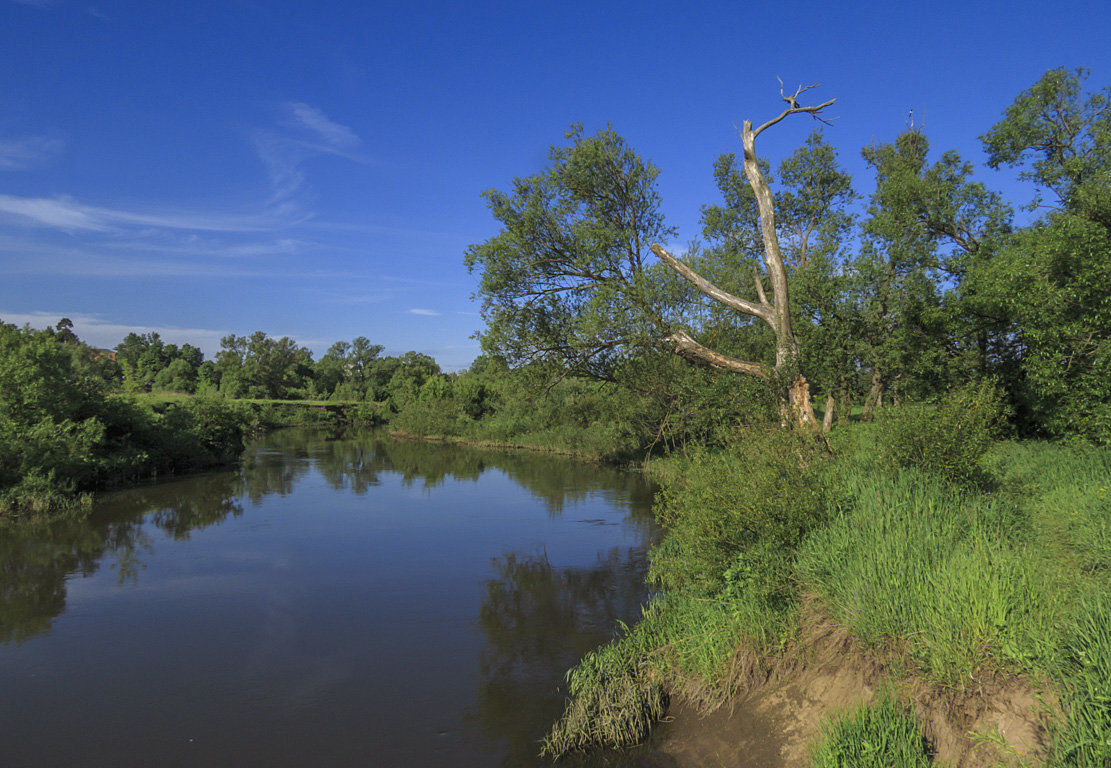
0, 426, 671, 766
471, 548, 669, 767
0, 516, 110, 644
0, 470, 245, 644
251, 428, 657, 522
0, 426, 657, 690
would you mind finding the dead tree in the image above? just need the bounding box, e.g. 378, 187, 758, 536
651, 81, 836, 429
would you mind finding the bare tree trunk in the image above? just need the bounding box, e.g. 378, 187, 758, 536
861, 368, 884, 422
653, 82, 836, 432
837, 378, 851, 425
822, 393, 835, 432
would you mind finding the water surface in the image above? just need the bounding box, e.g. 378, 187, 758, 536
0, 429, 667, 767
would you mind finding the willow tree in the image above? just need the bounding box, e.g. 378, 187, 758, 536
978, 67, 1111, 442
465, 84, 836, 428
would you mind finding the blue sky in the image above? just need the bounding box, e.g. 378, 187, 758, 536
2, 0, 1109, 370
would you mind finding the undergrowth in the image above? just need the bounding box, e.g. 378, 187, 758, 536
795, 466, 1065, 687
544, 391, 1110, 764
544, 428, 827, 757
1053, 592, 1111, 767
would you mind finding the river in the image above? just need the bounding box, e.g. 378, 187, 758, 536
0, 428, 675, 767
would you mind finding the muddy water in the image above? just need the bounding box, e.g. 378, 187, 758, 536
0, 429, 673, 767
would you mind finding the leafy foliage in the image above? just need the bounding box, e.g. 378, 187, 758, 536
650, 428, 830, 599
0, 322, 251, 517
465, 124, 676, 379
874, 380, 1009, 486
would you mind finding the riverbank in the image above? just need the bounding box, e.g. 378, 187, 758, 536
386, 428, 624, 463
650, 596, 1056, 768
543, 401, 1110, 767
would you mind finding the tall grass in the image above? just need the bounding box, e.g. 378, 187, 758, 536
796, 465, 1066, 687
541, 594, 743, 757
1053, 593, 1111, 767
989, 442, 1111, 579
984, 442, 1111, 767
799, 437, 1111, 762
808, 691, 933, 768
544, 429, 827, 757
540, 394, 1111, 762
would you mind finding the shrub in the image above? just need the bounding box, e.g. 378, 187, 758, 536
650, 428, 830, 598
876, 380, 1008, 486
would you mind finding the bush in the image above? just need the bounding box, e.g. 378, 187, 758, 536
876, 381, 1008, 486
650, 428, 830, 599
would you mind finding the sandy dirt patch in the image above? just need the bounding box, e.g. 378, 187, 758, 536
649, 603, 1056, 767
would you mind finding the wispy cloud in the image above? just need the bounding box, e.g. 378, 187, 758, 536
0, 193, 293, 233
106, 236, 304, 259
0, 195, 106, 230
253, 102, 366, 205
0, 104, 386, 302
288, 103, 359, 151
0, 133, 64, 169
0, 235, 443, 283
407, 308, 440, 316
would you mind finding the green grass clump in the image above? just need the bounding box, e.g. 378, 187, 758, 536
1053, 593, 1111, 767
808, 692, 933, 768
540, 616, 668, 757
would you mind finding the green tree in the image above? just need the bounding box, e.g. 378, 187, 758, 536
0, 322, 106, 500
467, 84, 838, 428
313, 341, 351, 399
212, 332, 312, 399
348, 337, 384, 397
214, 334, 249, 397
243, 331, 313, 400
979, 68, 1111, 442
465, 123, 676, 380
116, 332, 165, 391
152, 358, 198, 393
386, 351, 441, 411
852, 128, 953, 417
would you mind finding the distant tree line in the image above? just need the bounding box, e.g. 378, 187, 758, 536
107, 330, 442, 406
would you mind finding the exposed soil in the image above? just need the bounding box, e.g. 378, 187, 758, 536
649, 601, 1057, 767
